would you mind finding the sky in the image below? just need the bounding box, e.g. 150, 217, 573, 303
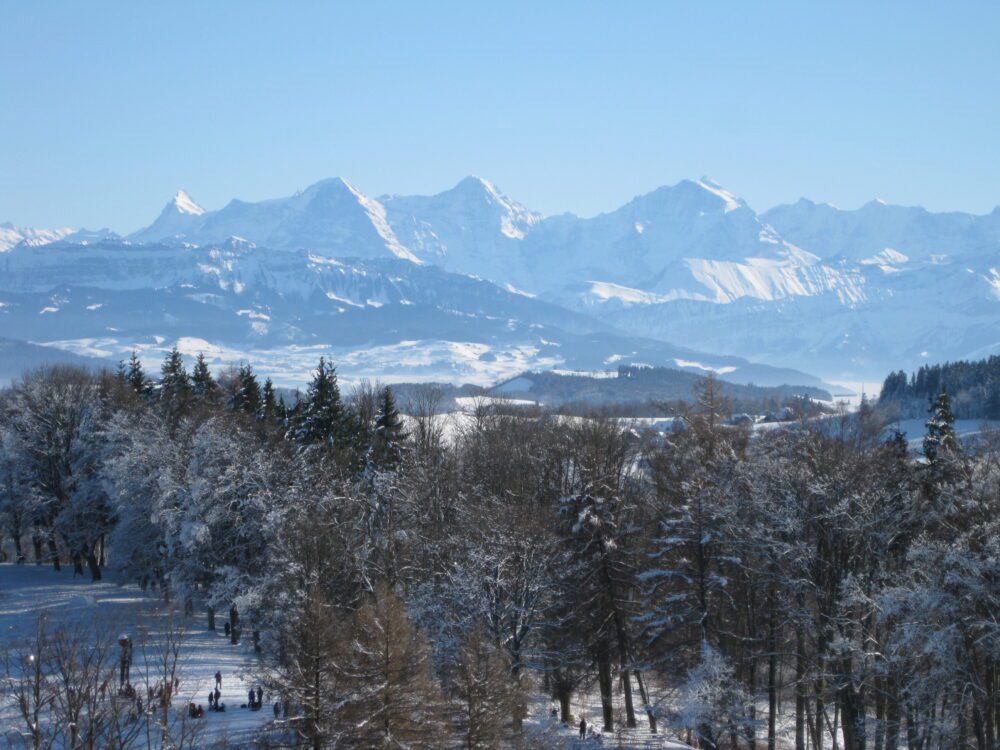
2, 1, 999, 231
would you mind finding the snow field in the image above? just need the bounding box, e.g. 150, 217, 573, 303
0, 563, 271, 745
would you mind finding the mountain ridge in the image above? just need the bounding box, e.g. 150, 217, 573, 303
7, 176, 1000, 381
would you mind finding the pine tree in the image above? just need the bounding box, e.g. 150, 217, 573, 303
370, 386, 407, 468
159, 347, 191, 419
191, 353, 218, 402
923, 387, 958, 464
125, 350, 151, 397
290, 358, 351, 448
230, 364, 262, 416
261, 377, 277, 422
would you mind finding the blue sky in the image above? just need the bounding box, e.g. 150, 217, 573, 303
2, 1, 998, 230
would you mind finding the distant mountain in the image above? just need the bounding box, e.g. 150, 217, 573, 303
10, 176, 1000, 381
0, 222, 74, 252
0, 237, 825, 389
762, 198, 1000, 262
129, 179, 419, 261
490, 366, 831, 408
0, 337, 100, 384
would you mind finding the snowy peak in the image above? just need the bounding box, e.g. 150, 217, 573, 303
694, 177, 745, 213
172, 189, 204, 216
0, 223, 75, 252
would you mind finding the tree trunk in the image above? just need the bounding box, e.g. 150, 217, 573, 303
796, 617, 807, 750
47, 531, 60, 571
207, 606, 216, 631
620, 665, 637, 728
230, 605, 239, 644
597, 643, 615, 732
635, 670, 658, 733
86, 550, 101, 581
768, 625, 778, 750
885, 679, 900, 750
558, 684, 572, 724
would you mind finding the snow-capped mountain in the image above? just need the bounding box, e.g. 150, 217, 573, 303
762, 198, 1000, 262
0, 222, 74, 252
9, 176, 1000, 382
381, 176, 540, 282
129, 178, 419, 262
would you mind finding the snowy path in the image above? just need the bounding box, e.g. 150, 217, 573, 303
523, 689, 694, 749
0, 563, 271, 744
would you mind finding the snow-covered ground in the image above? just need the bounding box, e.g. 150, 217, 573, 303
0, 563, 270, 745
523, 687, 693, 749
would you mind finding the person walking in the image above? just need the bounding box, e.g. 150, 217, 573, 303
214, 671, 222, 689
118, 635, 132, 688
256, 686, 263, 708
579, 717, 587, 738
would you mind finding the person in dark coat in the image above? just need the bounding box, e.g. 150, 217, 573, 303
579, 718, 587, 738
256, 687, 263, 707
208, 690, 214, 710
214, 687, 221, 707
248, 688, 255, 708
273, 702, 280, 719
214, 671, 222, 689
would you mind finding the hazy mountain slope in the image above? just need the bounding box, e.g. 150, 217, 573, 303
0, 337, 101, 383
0, 238, 824, 388
763, 198, 1000, 262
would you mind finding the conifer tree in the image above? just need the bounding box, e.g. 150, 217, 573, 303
191, 352, 218, 402
125, 350, 151, 397
290, 358, 351, 448
371, 386, 407, 468
335, 583, 449, 748
449, 626, 523, 749
159, 347, 191, 420
230, 363, 261, 416
923, 387, 958, 464
261, 377, 278, 422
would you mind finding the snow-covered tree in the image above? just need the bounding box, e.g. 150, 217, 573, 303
369, 385, 407, 469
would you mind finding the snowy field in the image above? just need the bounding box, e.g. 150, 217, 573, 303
0, 563, 271, 746
0, 563, 700, 749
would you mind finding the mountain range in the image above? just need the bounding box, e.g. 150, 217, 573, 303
2, 176, 998, 388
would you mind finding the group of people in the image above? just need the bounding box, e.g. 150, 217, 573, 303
246, 686, 264, 710
207, 671, 226, 713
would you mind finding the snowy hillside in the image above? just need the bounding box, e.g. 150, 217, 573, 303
0, 237, 825, 389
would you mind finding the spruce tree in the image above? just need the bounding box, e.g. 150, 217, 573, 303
291, 357, 350, 448
191, 353, 218, 402
261, 377, 277, 421
923, 387, 957, 464
230, 363, 262, 416
371, 386, 407, 468
159, 347, 191, 419
125, 350, 151, 397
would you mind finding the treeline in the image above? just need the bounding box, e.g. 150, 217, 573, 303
880, 355, 1000, 419
1, 352, 998, 750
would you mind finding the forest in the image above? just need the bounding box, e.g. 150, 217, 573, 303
880, 355, 1000, 419
0, 350, 997, 750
